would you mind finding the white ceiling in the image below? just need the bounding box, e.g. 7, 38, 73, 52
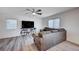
0, 7, 75, 18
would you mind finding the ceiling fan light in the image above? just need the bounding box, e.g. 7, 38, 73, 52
32, 13, 36, 15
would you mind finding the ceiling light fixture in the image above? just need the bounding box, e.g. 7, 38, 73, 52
25, 8, 42, 15
32, 12, 36, 15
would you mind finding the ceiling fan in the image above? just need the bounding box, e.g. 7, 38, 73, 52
25, 8, 42, 15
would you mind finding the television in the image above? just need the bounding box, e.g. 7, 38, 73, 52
22, 21, 34, 28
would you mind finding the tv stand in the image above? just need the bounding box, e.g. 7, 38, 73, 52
20, 28, 36, 35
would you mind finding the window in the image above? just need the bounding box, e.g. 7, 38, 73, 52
6, 19, 17, 29
48, 18, 60, 28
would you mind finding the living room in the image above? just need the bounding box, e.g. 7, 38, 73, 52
0, 7, 79, 51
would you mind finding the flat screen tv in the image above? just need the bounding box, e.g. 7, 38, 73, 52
22, 21, 34, 28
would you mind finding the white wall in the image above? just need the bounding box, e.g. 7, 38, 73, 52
42, 8, 79, 45
0, 14, 43, 39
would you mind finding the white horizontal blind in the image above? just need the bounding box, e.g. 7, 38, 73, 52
48, 18, 60, 28
48, 20, 54, 28
6, 19, 17, 29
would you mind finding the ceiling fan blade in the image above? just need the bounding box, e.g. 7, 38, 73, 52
36, 13, 42, 15
36, 9, 42, 12
25, 13, 30, 14
32, 9, 35, 12
26, 9, 32, 12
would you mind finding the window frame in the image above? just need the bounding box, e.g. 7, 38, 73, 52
6, 19, 18, 30
48, 18, 60, 28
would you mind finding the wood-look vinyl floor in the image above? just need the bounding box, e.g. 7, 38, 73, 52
0, 35, 79, 51
47, 41, 79, 51
0, 35, 38, 51
22, 44, 38, 51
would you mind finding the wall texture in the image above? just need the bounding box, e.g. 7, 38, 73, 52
0, 14, 43, 39
42, 8, 79, 45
